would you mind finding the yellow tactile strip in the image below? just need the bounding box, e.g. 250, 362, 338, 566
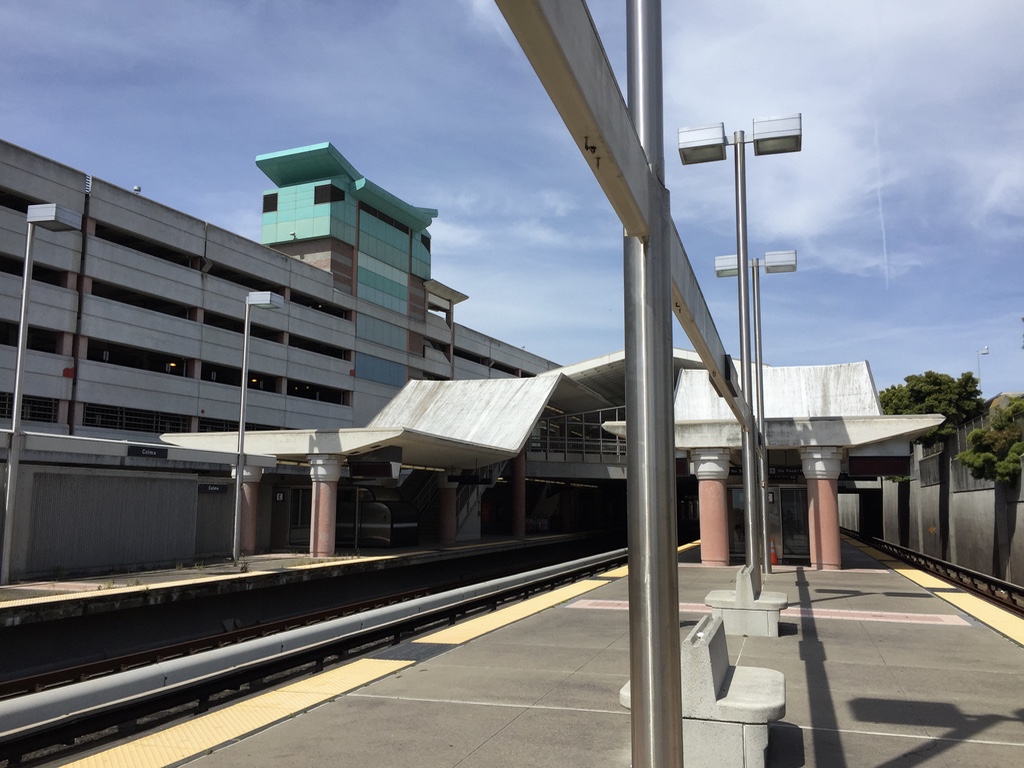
602, 540, 700, 580
59, 556, 637, 765
61, 658, 412, 768
413, 579, 609, 645
844, 536, 1024, 646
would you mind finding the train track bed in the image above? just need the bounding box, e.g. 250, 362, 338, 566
0, 543, 626, 766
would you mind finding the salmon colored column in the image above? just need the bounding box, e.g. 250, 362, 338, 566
439, 482, 457, 546
238, 466, 264, 556
512, 448, 527, 538
693, 450, 731, 567
309, 457, 342, 558
802, 447, 842, 570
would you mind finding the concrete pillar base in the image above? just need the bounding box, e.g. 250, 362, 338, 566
802, 448, 842, 570
693, 450, 731, 567
309, 457, 343, 558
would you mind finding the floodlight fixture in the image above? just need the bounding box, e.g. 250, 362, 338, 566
233, 290, 285, 562
714, 255, 739, 278
677, 123, 728, 165
245, 291, 285, 310
27, 203, 82, 232
763, 249, 798, 273
3, 204, 82, 584
752, 114, 803, 156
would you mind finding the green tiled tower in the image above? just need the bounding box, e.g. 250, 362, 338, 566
257, 142, 437, 315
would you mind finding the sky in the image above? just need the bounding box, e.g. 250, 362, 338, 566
2, 0, 1022, 399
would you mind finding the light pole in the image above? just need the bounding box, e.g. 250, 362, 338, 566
977, 346, 989, 380
679, 115, 802, 590
715, 250, 797, 573
232, 290, 284, 563
2, 204, 82, 585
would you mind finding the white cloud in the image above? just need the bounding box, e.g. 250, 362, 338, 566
3, 0, 1022, 396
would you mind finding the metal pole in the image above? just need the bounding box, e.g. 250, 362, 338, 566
625, 1, 682, 766
733, 132, 763, 595
751, 263, 772, 574
1, 223, 37, 585
353, 487, 361, 555
232, 301, 253, 563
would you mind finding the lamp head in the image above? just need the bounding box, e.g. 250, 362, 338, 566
678, 123, 728, 165
763, 250, 798, 273
26, 203, 82, 232
752, 114, 802, 156
714, 255, 739, 278
246, 291, 285, 309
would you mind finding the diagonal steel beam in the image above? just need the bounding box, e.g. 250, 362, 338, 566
494, 0, 749, 426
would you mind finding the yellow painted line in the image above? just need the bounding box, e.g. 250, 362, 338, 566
844, 535, 1024, 646
62, 658, 411, 768
888, 562, 951, 591
936, 591, 1024, 645
602, 541, 700, 580
414, 579, 607, 645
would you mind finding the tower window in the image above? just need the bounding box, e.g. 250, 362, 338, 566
314, 184, 345, 204
263, 193, 278, 213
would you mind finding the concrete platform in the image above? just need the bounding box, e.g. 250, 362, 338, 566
57, 538, 1024, 767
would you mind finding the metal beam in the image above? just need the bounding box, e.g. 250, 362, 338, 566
495, 0, 653, 237
494, 0, 749, 426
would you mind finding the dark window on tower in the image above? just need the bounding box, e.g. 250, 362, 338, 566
358, 201, 410, 236
314, 184, 345, 205
263, 193, 278, 213
420, 234, 431, 252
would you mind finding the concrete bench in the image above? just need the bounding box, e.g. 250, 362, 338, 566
680, 614, 786, 767
618, 615, 785, 767
704, 564, 788, 637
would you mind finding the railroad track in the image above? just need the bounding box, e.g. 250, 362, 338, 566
0, 548, 627, 766
842, 528, 1024, 617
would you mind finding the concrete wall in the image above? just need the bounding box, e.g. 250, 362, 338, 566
881, 440, 1023, 585
16, 466, 203, 579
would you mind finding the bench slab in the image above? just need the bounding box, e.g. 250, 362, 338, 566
704, 564, 789, 637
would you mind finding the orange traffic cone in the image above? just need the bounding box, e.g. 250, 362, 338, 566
770, 538, 779, 566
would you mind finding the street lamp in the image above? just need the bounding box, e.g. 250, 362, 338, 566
2, 204, 82, 585
679, 114, 802, 591
232, 290, 284, 562
977, 346, 989, 380
715, 250, 797, 573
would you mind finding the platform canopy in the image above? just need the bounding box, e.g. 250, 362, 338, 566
602, 362, 945, 452
163, 373, 608, 471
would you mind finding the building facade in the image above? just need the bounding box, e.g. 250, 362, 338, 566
0, 139, 557, 580
0, 139, 556, 441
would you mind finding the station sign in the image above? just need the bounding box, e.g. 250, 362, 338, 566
127, 445, 168, 459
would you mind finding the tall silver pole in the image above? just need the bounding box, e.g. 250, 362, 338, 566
751, 263, 772, 574
232, 301, 253, 563
1, 223, 37, 585
625, 1, 682, 766
733, 132, 763, 595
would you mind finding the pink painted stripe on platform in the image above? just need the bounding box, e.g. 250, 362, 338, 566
568, 599, 970, 626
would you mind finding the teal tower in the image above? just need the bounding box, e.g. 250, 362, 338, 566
257, 143, 439, 387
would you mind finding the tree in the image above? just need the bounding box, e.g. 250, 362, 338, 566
956, 397, 1024, 484
879, 371, 985, 447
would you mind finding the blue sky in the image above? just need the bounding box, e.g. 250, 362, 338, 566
3, 0, 1022, 398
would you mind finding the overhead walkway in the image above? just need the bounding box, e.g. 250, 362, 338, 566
527, 407, 628, 480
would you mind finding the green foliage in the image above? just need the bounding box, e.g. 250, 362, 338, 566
879, 370, 985, 447
956, 398, 1024, 484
